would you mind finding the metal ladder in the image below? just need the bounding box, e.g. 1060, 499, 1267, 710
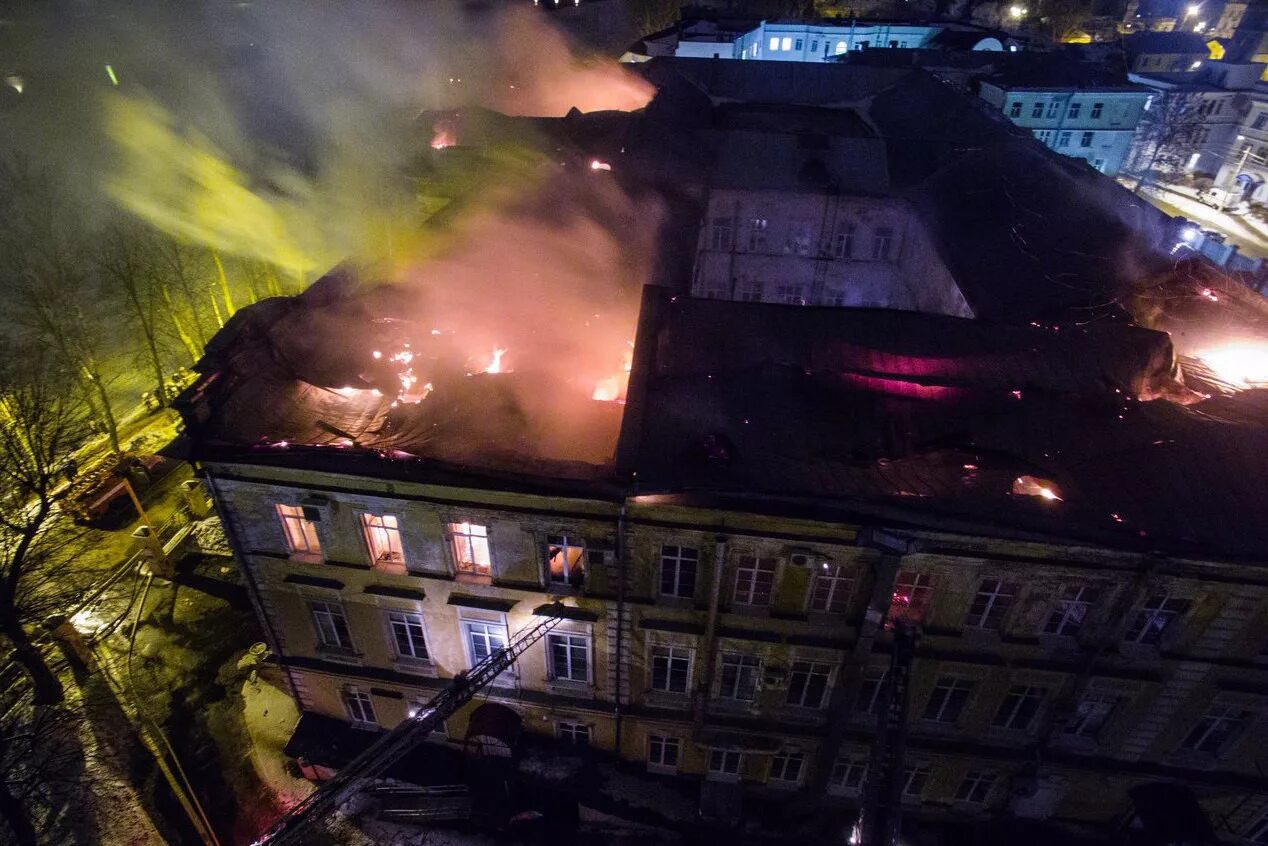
858, 622, 918, 846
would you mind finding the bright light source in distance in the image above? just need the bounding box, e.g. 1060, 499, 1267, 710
590, 159, 612, 171
1198, 343, 1268, 388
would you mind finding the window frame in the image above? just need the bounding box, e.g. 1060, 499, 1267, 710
992, 684, 1047, 731
310, 599, 353, 651
1124, 593, 1190, 645
768, 749, 806, 786
386, 610, 430, 662
856, 667, 889, 716
448, 521, 492, 578
1044, 584, 1098, 637
1064, 690, 1118, 738
964, 578, 1018, 631
871, 226, 894, 260
810, 563, 853, 613
558, 721, 591, 747
545, 534, 587, 590
732, 554, 778, 607
717, 652, 762, 701
955, 771, 996, 804
902, 765, 931, 799
360, 512, 406, 572
710, 216, 734, 251
459, 611, 513, 683
924, 677, 974, 724
1180, 703, 1252, 754
1009, 101, 1022, 118
546, 631, 592, 685
890, 571, 934, 624
708, 748, 743, 781
277, 504, 322, 557
647, 734, 681, 774
650, 644, 693, 695
342, 686, 377, 727
786, 660, 834, 709
659, 544, 699, 599
828, 755, 868, 796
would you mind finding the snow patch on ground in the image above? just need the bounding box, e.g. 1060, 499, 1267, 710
241, 677, 313, 810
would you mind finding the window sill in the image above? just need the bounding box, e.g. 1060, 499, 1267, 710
727, 604, 771, 619
394, 658, 437, 677
454, 572, 493, 586
372, 560, 407, 576
547, 677, 592, 691
705, 773, 741, 783
767, 780, 801, 791
316, 646, 362, 665
287, 552, 325, 566
546, 582, 584, 596
647, 763, 679, 776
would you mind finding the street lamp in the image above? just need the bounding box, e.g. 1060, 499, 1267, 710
1184, 3, 1202, 29
1008, 4, 1027, 19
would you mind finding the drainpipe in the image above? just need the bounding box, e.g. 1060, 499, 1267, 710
693, 534, 728, 735
205, 470, 301, 705
614, 502, 628, 760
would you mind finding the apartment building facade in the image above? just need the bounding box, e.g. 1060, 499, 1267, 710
195, 452, 1268, 839
667, 20, 1013, 62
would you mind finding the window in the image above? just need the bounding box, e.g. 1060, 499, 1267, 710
964, 579, 1017, 630
992, 685, 1047, 730
733, 555, 777, 606
1064, 691, 1117, 737
775, 284, 806, 305
1254, 113, 1267, 130
1046, 101, 1059, 118
1045, 585, 1098, 637
651, 645, 692, 694
558, 722, 590, 746
747, 218, 768, 251
794, 38, 803, 50
388, 611, 428, 660
769, 750, 805, 784
924, 677, 974, 723
311, 600, 352, 650
708, 748, 742, 779
660, 545, 698, 598
857, 668, 890, 716
1009, 101, 1022, 118
890, 571, 933, 623
277, 504, 321, 555
1036, 130, 1052, 144
1031, 102, 1044, 118
737, 279, 763, 302
463, 619, 508, 667
811, 564, 853, 613
829, 756, 868, 794
956, 771, 995, 804
449, 521, 491, 577
718, 652, 761, 701
1080, 131, 1094, 148
1090, 102, 1103, 118
903, 766, 930, 798
889, 39, 899, 48
648, 735, 680, 772
710, 216, 734, 250
1057, 131, 1072, 147
546, 535, 586, 589
362, 513, 405, 569
781, 36, 792, 51
769, 36, 780, 51
1067, 101, 1081, 119
834, 40, 846, 55
547, 632, 590, 683
1181, 704, 1252, 753
343, 687, 376, 726
785, 221, 813, 255
1124, 594, 1190, 644
822, 286, 846, 307
871, 227, 894, 260
856, 39, 869, 50
832, 224, 855, 258
786, 661, 833, 708
811, 41, 818, 52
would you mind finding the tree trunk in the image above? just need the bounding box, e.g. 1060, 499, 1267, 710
0, 773, 39, 846
1, 618, 63, 705
83, 366, 121, 454
159, 283, 201, 364
212, 252, 235, 318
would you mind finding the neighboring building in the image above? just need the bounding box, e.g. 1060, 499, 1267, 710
1212, 0, 1249, 38
1124, 30, 1214, 72
980, 69, 1152, 175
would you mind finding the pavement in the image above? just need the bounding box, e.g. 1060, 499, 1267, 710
1131, 181, 1268, 260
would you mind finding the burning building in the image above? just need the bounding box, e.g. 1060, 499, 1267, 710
178, 60, 1268, 843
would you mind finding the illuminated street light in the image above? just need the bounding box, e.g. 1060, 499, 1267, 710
1008, 4, 1027, 17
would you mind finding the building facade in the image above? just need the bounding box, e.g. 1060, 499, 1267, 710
668, 19, 1012, 62
979, 82, 1152, 175
198, 458, 1268, 839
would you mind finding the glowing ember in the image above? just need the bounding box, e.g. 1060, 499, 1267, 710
431, 124, 457, 150
1197, 343, 1268, 388
485, 347, 508, 374
590, 159, 612, 171
1200, 287, 1220, 302
1012, 475, 1062, 502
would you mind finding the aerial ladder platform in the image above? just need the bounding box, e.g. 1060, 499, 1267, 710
857, 621, 919, 846
252, 609, 565, 845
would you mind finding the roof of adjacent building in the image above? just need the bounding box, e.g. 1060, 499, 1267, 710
1123, 30, 1213, 54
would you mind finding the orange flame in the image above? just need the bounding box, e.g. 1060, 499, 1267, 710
485, 347, 508, 374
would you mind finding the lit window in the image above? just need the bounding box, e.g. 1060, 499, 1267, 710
956, 771, 995, 804
651, 645, 692, 693
903, 766, 931, 798
361, 513, 405, 570
546, 534, 586, 589
832, 223, 855, 258
648, 735, 680, 772
1124, 594, 1190, 644
786, 661, 833, 708
746, 217, 768, 251
733, 555, 777, 606
992, 685, 1047, 730
660, 545, 698, 598
1067, 101, 1081, 119
890, 571, 933, 624
781, 36, 792, 50
924, 677, 974, 723
834, 41, 847, 54
718, 652, 761, 701
871, 227, 894, 260
547, 632, 590, 683
1045, 585, 1098, 637
463, 619, 508, 668
1064, 691, 1117, 737
1090, 102, 1103, 118
811, 564, 853, 613
1009, 101, 1022, 118
277, 504, 321, 556
710, 216, 734, 250
388, 611, 428, 660
342, 686, 376, 726
856, 667, 889, 715
558, 722, 590, 746
964, 579, 1017, 630
769, 750, 805, 784
769, 36, 780, 51
449, 521, 491, 577
310, 600, 352, 650
1181, 703, 1252, 753
829, 756, 868, 795
708, 748, 743, 779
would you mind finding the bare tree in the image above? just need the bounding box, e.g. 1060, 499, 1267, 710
1129, 90, 1208, 193
0, 349, 90, 706
1037, 0, 1096, 41
98, 224, 174, 408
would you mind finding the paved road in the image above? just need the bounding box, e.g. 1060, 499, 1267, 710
1137, 184, 1268, 260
